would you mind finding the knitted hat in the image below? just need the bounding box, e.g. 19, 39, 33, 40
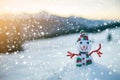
77, 30, 89, 42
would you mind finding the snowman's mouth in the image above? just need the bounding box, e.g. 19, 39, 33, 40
80, 46, 88, 50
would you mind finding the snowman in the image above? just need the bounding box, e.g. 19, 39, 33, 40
67, 30, 102, 67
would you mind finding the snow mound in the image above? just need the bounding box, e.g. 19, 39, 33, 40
48, 63, 120, 80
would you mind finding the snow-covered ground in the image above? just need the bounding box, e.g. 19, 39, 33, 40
0, 28, 120, 80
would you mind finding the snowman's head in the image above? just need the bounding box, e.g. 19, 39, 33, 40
76, 39, 91, 52
76, 30, 92, 52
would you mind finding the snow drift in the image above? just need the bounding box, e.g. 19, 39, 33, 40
0, 27, 120, 80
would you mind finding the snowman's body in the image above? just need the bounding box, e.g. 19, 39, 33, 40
76, 52, 92, 67
76, 34, 93, 67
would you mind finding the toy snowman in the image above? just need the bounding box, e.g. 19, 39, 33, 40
67, 30, 102, 67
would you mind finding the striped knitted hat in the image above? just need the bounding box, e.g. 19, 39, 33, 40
77, 30, 89, 42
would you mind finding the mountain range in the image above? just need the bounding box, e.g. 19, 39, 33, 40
0, 11, 120, 53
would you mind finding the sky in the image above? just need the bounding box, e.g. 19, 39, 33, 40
0, 0, 120, 20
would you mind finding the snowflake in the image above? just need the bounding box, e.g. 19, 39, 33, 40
23, 61, 27, 64
6, 32, 10, 35
101, 72, 104, 75
4, 26, 7, 29
109, 71, 112, 75
33, 32, 36, 36
92, 72, 96, 75
97, 29, 100, 32
28, 56, 31, 59
57, 28, 60, 31
12, 45, 15, 48
41, 32, 44, 35
59, 68, 63, 72
113, 69, 116, 72
67, 21, 69, 24
20, 55, 24, 59
103, 22, 107, 25
15, 62, 18, 65
39, 26, 42, 29
94, 78, 99, 80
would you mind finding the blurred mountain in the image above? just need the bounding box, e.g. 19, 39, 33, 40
32, 12, 120, 36
0, 11, 120, 53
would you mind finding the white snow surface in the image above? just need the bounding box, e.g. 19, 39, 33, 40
0, 28, 120, 80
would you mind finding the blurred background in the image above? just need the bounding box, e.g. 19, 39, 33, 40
0, 0, 120, 80
0, 0, 120, 53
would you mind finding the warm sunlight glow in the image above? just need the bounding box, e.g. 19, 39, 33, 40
0, 0, 120, 19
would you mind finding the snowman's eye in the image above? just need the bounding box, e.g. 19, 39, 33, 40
87, 42, 89, 44
80, 42, 82, 44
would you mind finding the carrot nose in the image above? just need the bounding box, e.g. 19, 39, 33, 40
83, 46, 85, 48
